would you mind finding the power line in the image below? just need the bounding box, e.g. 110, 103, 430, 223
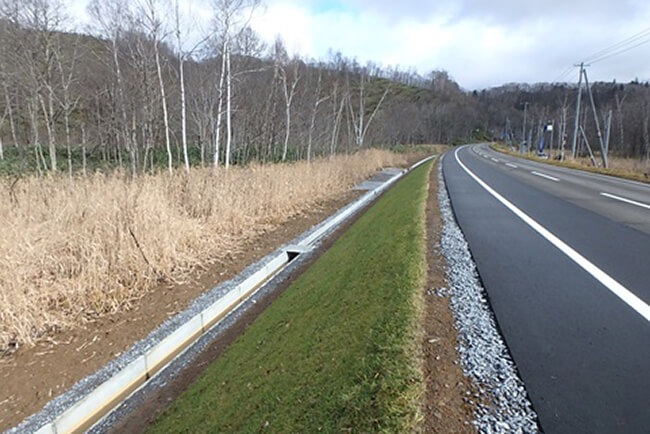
552, 65, 574, 83
583, 26, 650, 63
589, 36, 650, 64
553, 26, 650, 84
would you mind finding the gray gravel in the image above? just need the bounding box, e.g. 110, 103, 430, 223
438, 161, 539, 433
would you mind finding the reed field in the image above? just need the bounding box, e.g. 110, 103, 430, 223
0, 150, 407, 351
570, 155, 650, 178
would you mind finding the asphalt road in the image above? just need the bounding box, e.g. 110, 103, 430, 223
442, 144, 650, 433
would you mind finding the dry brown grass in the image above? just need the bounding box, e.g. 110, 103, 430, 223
493, 145, 650, 183
570, 155, 650, 178
0, 150, 408, 351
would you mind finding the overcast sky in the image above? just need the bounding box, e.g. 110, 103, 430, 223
68, 0, 650, 90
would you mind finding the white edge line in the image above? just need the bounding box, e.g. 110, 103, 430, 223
531, 171, 560, 182
600, 192, 650, 210
454, 147, 650, 323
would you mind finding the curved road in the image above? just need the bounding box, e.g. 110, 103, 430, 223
442, 144, 650, 433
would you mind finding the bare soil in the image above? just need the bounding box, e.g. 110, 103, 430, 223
421, 162, 476, 433
0, 192, 358, 431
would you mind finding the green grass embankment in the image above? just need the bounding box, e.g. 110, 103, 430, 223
149, 161, 433, 433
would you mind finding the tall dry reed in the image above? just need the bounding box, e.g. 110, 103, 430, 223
571, 155, 650, 176
0, 150, 407, 350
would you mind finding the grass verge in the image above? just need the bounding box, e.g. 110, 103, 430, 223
148, 161, 433, 433
491, 144, 650, 184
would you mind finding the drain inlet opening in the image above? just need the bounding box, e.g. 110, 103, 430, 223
286, 250, 301, 262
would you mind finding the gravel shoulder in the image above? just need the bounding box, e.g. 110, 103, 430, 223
439, 156, 539, 432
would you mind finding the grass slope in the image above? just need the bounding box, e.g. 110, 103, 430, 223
149, 161, 433, 433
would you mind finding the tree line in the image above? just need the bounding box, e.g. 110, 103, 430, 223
0, 0, 648, 176
478, 80, 650, 162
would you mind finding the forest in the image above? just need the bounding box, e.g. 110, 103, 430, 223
1, 0, 647, 177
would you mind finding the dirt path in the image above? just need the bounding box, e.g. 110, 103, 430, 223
421, 161, 476, 433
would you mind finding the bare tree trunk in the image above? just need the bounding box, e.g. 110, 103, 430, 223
360, 86, 390, 147
0, 108, 6, 160
357, 75, 364, 147
28, 98, 47, 171
154, 40, 173, 174
81, 122, 87, 176
176, 0, 190, 174
330, 91, 345, 157
349, 79, 389, 149
4, 85, 18, 151
34, 147, 42, 176
307, 73, 329, 163
64, 108, 72, 177
225, 41, 233, 169
38, 93, 57, 172
643, 102, 650, 161
615, 94, 626, 152
280, 61, 299, 162
179, 54, 189, 173
111, 37, 134, 175
214, 40, 227, 167
347, 75, 363, 148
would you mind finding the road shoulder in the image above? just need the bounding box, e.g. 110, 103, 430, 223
421, 160, 476, 432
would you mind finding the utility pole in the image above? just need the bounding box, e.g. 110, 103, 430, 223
560, 105, 567, 160
604, 109, 613, 160
522, 102, 529, 153
548, 121, 555, 157
571, 62, 585, 158
582, 68, 608, 168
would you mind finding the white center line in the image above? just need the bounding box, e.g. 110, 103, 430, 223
454, 148, 650, 322
506, 163, 518, 169
531, 171, 559, 182
600, 192, 650, 210
491, 158, 499, 162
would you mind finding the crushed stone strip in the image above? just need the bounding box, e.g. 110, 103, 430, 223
437, 162, 539, 433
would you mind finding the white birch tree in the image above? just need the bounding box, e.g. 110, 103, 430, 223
139, 0, 173, 174
211, 0, 259, 169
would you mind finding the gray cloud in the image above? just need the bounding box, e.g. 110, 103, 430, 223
346, 0, 643, 25
68, 0, 650, 89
